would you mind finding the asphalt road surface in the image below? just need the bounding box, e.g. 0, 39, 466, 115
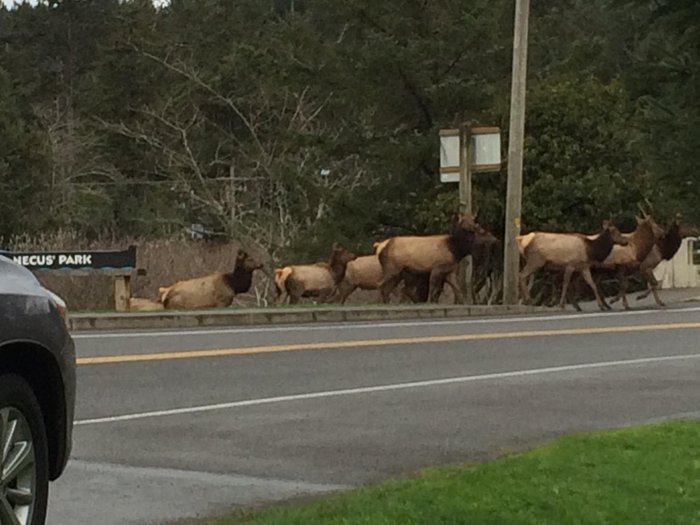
48, 303, 700, 524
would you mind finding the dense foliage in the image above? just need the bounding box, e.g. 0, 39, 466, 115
0, 0, 697, 261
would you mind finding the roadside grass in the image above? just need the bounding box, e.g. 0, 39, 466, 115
201, 420, 700, 525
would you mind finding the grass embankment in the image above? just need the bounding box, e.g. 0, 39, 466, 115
203, 420, 700, 525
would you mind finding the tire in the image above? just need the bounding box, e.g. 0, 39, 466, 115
0, 374, 49, 525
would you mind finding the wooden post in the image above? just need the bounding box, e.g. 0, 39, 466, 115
114, 274, 131, 312
459, 124, 474, 304
503, 0, 531, 305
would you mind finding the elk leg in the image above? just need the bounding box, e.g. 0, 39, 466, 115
615, 267, 632, 310
378, 263, 402, 304
559, 267, 575, 309
567, 276, 583, 312
428, 271, 446, 303
285, 278, 305, 305
337, 280, 355, 305
581, 267, 610, 311
275, 283, 288, 305
518, 261, 541, 304
414, 273, 431, 303
443, 272, 464, 304
380, 274, 401, 303
317, 288, 334, 304
640, 268, 665, 306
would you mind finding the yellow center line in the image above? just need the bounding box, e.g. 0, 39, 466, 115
76, 322, 700, 366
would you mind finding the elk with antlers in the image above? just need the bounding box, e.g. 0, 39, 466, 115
594, 206, 665, 310
612, 214, 699, 307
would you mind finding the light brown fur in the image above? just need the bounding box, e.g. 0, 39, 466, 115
161, 273, 235, 309
337, 255, 385, 304
128, 297, 164, 312
517, 221, 628, 310
275, 243, 357, 304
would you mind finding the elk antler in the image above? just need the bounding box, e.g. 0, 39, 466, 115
644, 197, 655, 214
637, 201, 649, 219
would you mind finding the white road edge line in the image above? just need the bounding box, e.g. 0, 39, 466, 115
76, 353, 700, 426
72, 305, 700, 339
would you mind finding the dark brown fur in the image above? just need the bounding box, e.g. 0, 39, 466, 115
222, 251, 263, 294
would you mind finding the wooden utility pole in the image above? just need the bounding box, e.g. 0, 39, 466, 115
503, 0, 531, 305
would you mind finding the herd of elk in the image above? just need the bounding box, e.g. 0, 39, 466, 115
519, 204, 695, 311
275, 212, 497, 305
127, 203, 694, 312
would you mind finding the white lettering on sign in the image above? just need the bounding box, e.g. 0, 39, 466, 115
13, 255, 57, 266
58, 254, 93, 265
10, 253, 97, 267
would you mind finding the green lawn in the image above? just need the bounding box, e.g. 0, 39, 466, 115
201, 420, 700, 525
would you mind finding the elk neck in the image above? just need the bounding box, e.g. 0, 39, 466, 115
586, 228, 615, 263
630, 221, 656, 261
223, 263, 254, 294
659, 223, 682, 261
447, 227, 476, 262
329, 256, 350, 283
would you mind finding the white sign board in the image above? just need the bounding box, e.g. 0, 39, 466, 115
472, 131, 501, 171
439, 129, 460, 183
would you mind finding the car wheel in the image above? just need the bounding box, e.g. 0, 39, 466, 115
0, 374, 49, 525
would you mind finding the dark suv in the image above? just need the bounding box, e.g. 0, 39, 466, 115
0, 255, 76, 525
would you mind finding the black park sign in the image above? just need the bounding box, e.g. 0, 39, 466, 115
0, 246, 136, 272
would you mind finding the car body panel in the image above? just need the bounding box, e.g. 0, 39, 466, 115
0, 255, 76, 479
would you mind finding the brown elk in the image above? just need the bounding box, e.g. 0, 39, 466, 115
377, 212, 480, 304
613, 216, 699, 306
593, 212, 665, 310
517, 220, 628, 310
400, 225, 500, 304
159, 250, 263, 309
275, 243, 357, 304
336, 240, 442, 304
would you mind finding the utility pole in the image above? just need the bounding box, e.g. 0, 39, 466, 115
502, 0, 531, 305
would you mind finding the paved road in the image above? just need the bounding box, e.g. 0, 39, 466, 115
48, 303, 700, 524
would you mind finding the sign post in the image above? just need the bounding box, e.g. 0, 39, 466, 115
440, 125, 501, 303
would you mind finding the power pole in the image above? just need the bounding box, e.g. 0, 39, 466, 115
502, 0, 531, 305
